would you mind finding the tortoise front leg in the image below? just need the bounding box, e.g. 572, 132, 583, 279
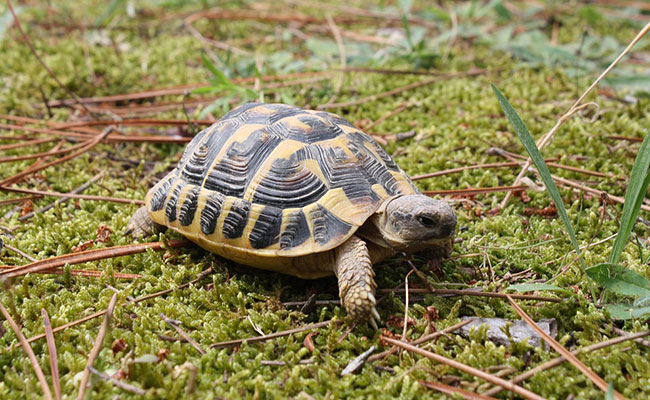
333, 235, 381, 328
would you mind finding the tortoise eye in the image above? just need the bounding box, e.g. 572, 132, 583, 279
417, 215, 437, 227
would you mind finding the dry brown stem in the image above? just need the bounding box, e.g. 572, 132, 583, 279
382, 336, 544, 400
0, 265, 140, 279
210, 320, 333, 349
6, 0, 91, 115
45, 71, 328, 107
483, 329, 650, 396
18, 172, 104, 221
17, 266, 209, 349
317, 69, 485, 109
420, 380, 498, 400
0, 240, 190, 279
423, 185, 528, 197
77, 292, 118, 400
381, 288, 561, 303
502, 21, 650, 208
41, 309, 61, 400
507, 296, 625, 400
1, 186, 143, 206
0, 128, 110, 186
0, 137, 58, 151
161, 313, 206, 355
368, 319, 471, 363
0, 301, 53, 400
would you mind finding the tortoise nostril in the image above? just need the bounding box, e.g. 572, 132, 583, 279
443, 214, 457, 236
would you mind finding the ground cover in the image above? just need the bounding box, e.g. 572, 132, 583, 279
0, 1, 649, 398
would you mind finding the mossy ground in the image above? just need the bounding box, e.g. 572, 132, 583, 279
1, 1, 649, 399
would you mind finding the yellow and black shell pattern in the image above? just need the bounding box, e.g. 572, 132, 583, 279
145, 103, 419, 259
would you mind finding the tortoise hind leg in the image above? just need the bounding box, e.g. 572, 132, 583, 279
126, 206, 163, 237
333, 235, 381, 328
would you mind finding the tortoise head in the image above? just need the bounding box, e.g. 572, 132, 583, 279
372, 194, 456, 254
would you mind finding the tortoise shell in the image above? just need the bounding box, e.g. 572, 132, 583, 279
145, 102, 419, 258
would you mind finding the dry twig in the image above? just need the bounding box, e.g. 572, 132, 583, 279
317, 70, 485, 109
18, 267, 210, 349
382, 336, 544, 400
0, 240, 190, 279
77, 292, 118, 400
41, 309, 61, 400
501, 21, 650, 208
161, 313, 206, 355
420, 380, 497, 400
368, 319, 471, 363
0, 265, 141, 279
483, 329, 650, 396
210, 320, 333, 349
0, 301, 53, 400
423, 185, 528, 197
87, 367, 146, 396
1, 186, 144, 206
18, 172, 104, 221
381, 287, 561, 302
44, 71, 329, 106
0, 137, 58, 151
2, 243, 37, 262
364, 102, 409, 132
325, 14, 346, 102
0, 128, 111, 186
6, 0, 91, 114
506, 296, 624, 400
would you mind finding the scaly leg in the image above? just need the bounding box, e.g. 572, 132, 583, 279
333, 235, 381, 328
126, 206, 162, 237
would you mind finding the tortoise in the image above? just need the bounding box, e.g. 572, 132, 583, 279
128, 102, 456, 327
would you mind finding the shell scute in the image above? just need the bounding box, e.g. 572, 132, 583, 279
249, 206, 284, 249
203, 129, 282, 197
221, 199, 251, 239
199, 192, 224, 235
252, 151, 329, 209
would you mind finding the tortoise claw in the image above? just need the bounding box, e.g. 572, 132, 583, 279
371, 306, 381, 324
369, 317, 379, 330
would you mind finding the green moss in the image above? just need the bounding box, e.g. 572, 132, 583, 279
1, 1, 650, 399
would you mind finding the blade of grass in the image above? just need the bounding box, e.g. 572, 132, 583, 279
491, 83, 596, 301
609, 133, 650, 265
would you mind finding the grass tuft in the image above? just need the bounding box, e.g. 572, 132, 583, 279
491, 83, 597, 300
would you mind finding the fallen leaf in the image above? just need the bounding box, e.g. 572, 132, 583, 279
425, 306, 439, 322
378, 329, 401, 346
112, 369, 127, 380
112, 338, 128, 356
386, 315, 415, 330
303, 331, 318, 352
96, 225, 112, 242
157, 348, 170, 362
20, 200, 33, 216
72, 240, 94, 253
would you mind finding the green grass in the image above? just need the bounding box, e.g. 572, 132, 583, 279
1, 1, 650, 399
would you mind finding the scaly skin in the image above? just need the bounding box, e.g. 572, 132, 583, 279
127, 206, 157, 237
333, 235, 380, 328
